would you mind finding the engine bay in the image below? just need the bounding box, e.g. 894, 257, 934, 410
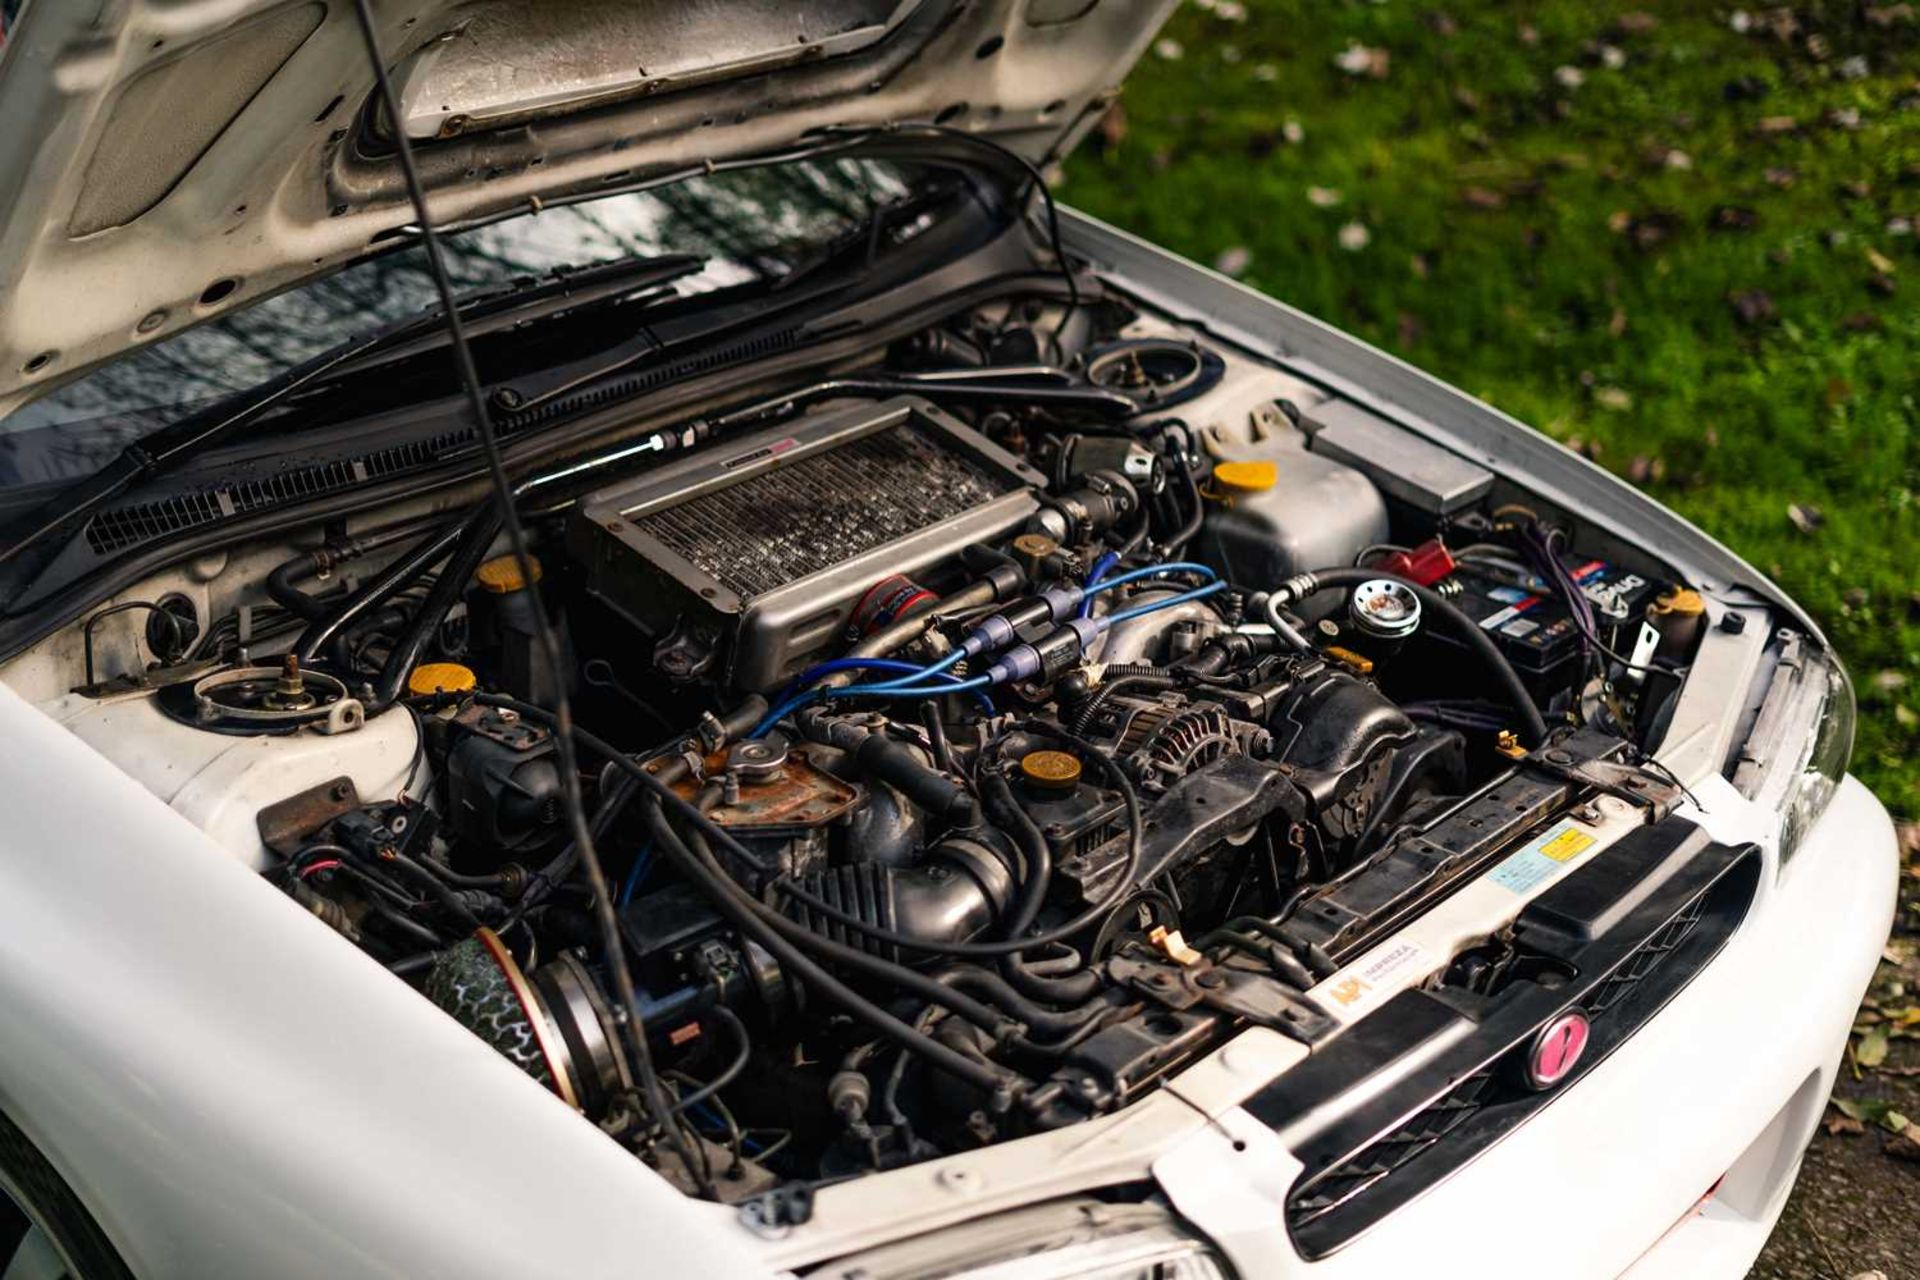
21, 289, 1709, 1205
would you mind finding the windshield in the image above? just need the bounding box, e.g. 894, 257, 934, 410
0, 157, 916, 493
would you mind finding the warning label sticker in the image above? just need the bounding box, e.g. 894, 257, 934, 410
1487, 821, 1599, 894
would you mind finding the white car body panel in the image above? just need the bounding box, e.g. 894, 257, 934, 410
0, 677, 764, 1279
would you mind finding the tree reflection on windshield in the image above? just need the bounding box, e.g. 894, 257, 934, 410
0, 157, 912, 490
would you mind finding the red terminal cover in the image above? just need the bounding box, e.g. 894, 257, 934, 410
1377, 539, 1458, 587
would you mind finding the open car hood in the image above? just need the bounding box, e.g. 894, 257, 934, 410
0, 0, 1174, 412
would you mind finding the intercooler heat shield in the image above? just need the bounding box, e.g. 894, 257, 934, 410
572, 396, 1044, 690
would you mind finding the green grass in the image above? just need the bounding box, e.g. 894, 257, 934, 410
1063, 0, 1919, 814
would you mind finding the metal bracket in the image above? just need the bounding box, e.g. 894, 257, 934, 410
1528, 746, 1681, 822
737, 1183, 815, 1238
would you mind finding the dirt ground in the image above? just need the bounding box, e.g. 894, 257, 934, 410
1751, 831, 1920, 1280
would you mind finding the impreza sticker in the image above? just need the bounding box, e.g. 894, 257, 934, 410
1311, 938, 1430, 1018
1487, 821, 1598, 894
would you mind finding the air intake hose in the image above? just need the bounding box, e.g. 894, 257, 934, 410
785, 836, 1014, 963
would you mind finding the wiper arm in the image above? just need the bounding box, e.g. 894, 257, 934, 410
0, 253, 705, 572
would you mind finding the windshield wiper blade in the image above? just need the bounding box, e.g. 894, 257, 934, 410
0, 253, 706, 572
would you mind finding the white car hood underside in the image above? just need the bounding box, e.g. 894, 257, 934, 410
0, 0, 1174, 415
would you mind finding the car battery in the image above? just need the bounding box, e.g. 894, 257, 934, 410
1437, 556, 1664, 702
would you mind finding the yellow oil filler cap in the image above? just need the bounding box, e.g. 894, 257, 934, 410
1019, 749, 1083, 792
476, 554, 542, 594
1211, 459, 1279, 497
407, 662, 477, 696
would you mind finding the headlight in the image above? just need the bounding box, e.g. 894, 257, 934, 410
809, 1200, 1228, 1280
1730, 631, 1854, 868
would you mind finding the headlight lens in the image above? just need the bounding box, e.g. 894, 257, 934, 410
810, 1201, 1228, 1280
1730, 633, 1854, 867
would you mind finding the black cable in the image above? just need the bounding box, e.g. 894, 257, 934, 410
667, 1005, 751, 1115
292, 515, 468, 664
344, 0, 702, 1194
469, 693, 777, 876
824, 124, 1081, 349
1288, 566, 1550, 745
81, 600, 183, 685
640, 803, 1020, 1100
982, 774, 1049, 941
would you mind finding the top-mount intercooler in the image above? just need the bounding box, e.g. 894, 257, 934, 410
571, 396, 1044, 690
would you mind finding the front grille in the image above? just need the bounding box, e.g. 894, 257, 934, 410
632, 423, 1014, 598
1280, 846, 1755, 1257
1286, 1070, 1497, 1229
1584, 893, 1706, 1017
1284, 906, 1706, 1234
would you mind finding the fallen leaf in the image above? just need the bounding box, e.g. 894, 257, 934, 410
1334, 43, 1390, 78
1154, 38, 1185, 61
1866, 246, 1898, 274
1729, 288, 1777, 325
1833, 1096, 1897, 1126
1615, 11, 1660, 34
1826, 1113, 1867, 1136
1872, 671, 1909, 695
1827, 107, 1863, 131
1595, 386, 1634, 411
1461, 186, 1506, 210
1764, 166, 1798, 187
1711, 205, 1760, 232
1866, 3, 1914, 25
1889, 1126, 1920, 1162
1337, 221, 1371, 251
1755, 115, 1800, 135
1554, 65, 1586, 90
1307, 186, 1343, 208
1857, 1025, 1891, 1067
1787, 502, 1825, 533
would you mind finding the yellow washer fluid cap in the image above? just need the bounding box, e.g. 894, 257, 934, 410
1212, 460, 1279, 495
477, 554, 542, 594
408, 662, 477, 696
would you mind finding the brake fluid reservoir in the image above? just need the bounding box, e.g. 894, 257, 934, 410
1199, 406, 1389, 602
